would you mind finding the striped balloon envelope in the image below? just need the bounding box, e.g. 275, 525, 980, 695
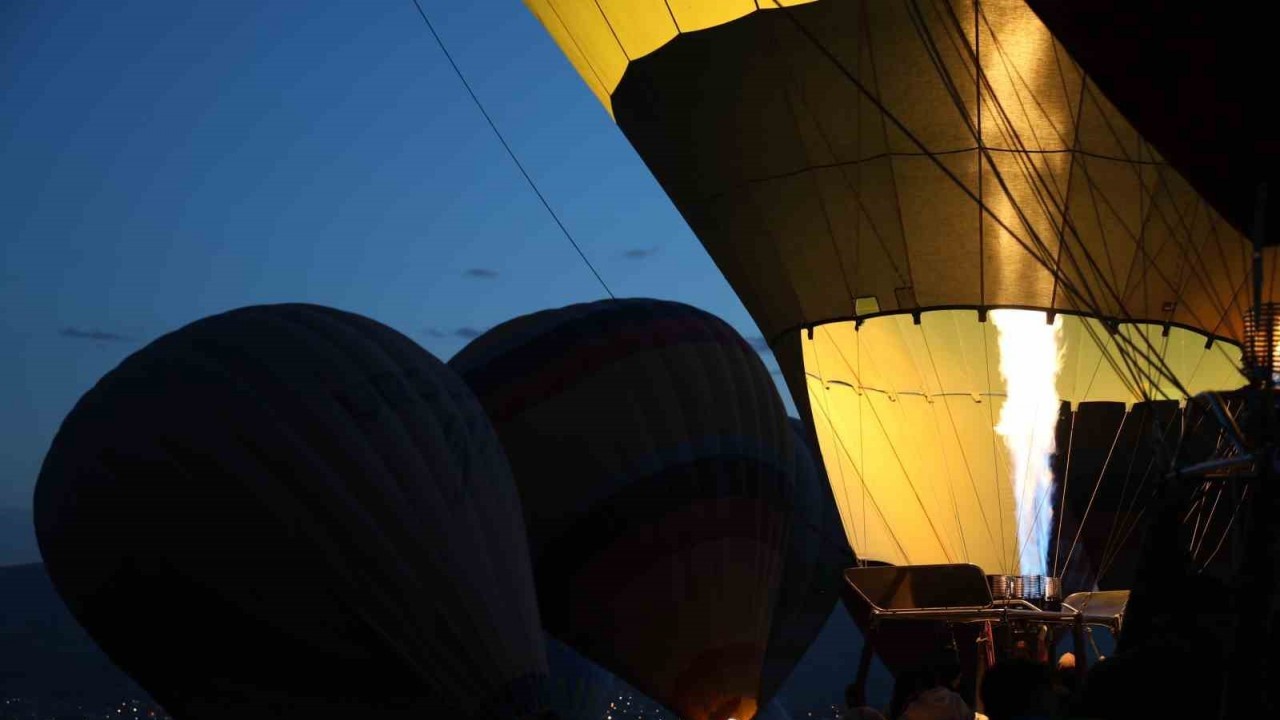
758, 418, 856, 706
451, 298, 799, 720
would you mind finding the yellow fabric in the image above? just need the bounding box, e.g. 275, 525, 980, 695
527, 0, 1273, 348
801, 310, 1243, 572
524, 0, 819, 116
527, 0, 1263, 576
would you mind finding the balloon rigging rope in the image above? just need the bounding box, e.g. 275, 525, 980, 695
1089, 406, 1149, 573
1061, 409, 1127, 575
912, 0, 1202, 400
962, 16, 1238, 373
808, 0, 1187, 404
807, 388, 912, 564
812, 329, 886, 558
1191, 483, 1226, 559
1046, 37, 1087, 314
982, 311, 1011, 572
765, 0, 1245, 577
1094, 408, 1185, 579
1199, 484, 1249, 572
408, 0, 616, 300
909, 1, 1121, 314
859, 323, 867, 551
740, 0, 1258, 585
1095, 505, 1147, 584
919, 322, 996, 562
810, 336, 914, 563
1184, 409, 1242, 565
828, 331, 860, 552
1051, 410, 1075, 577
822, 325, 955, 563
774, 40, 898, 306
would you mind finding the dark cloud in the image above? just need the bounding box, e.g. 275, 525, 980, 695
622, 247, 658, 259
464, 268, 499, 279
59, 327, 133, 343
454, 327, 483, 339
422, 328, 448, 338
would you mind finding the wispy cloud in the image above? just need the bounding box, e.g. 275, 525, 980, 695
421, 326, 487, 341
464, 268, 499, 279
59, 327, 133, 343
747, 336, 772, 354
622, 247, 658, 260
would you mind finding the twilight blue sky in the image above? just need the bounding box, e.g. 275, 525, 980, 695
2, 0, 793, 527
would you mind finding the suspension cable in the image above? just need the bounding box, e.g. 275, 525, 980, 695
408, 0, 615, 299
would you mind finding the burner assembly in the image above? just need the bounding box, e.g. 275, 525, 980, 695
986, 574, 1063, 610
842, 564, 1128, 672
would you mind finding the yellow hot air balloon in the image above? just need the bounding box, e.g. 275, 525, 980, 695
525, 0, 1267, 582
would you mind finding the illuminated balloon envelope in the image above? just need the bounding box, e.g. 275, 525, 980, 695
451, 298, 797, 720
801, 313, 1240, 576
34, 304, 546, 719
524, 0, 1256, 581
1023, 0, 1279, 238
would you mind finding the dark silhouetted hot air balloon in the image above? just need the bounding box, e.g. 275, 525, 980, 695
757, 419, 854, 705
544, 633, 619, 720
450, 298, 798, 720
34, 303, 547, 719
754, 698, 794, 720
0, 563, 153, 711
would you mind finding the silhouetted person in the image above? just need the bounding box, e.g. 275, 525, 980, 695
1052, 652, 1080, 710
1075, 655, 1126, 719
899, 687, 975, 720
846, 681, 888, 720
890, 667, 938, 719
978, 660, 1056, 720
1078, 642, 1221, 719
892, 665, 976, 720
